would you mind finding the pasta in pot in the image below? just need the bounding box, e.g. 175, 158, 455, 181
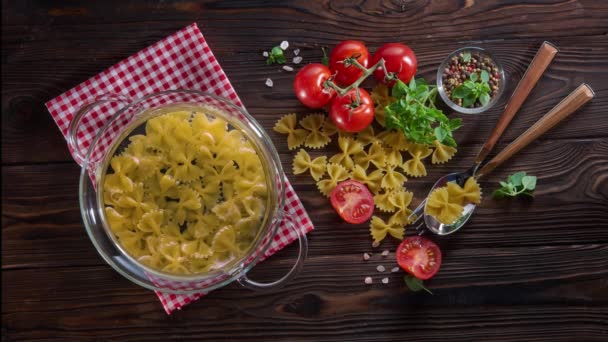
103, 111, 268, 275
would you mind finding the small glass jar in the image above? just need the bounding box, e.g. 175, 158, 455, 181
436, 47, 506, 114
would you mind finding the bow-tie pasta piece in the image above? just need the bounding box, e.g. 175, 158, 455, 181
432, 140, 457, 164
322, 116, 338, 137
383, 147, 403, 166
293, 149, 327, 181
402, 144, 433, 177
373, 189, 397, 213
329, 137, 364, 170
350, 165, 384, 194
380, 165, 407, 190
461, 177, 482, 204
369, 215, 404, 243
388, 190, 414, 225
273, 113, 308, 150
300, 114, 331, 149
370, 84, 394, 127
354, 141, 386, 170
355, 126, 377, 146
316, 163, 349, 197
425, 187, 464, 225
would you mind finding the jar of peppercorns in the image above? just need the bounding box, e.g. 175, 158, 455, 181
437, 47, 505, 114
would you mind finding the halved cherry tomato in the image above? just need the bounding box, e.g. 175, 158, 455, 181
329, 40, 370, 87
371, 43, 417, 86
294, 63, 336, 109
329, 88, 374, 133
330, 180, 374, 224
396, 236, 442, 280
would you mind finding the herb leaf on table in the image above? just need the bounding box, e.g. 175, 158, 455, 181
385, 79, 462, 147
266, 46, 286, 65
404, 275, 433, 294
493, 171, 537, 199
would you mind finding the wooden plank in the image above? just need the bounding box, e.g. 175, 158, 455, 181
3, 139, 607, 269
2, 249, 607, 341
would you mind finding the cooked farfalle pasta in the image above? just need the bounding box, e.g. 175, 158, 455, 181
370, 84, 393, 127
425, 187, 464, 225
293, 149, 327, 181
300, 114, 331, 149
369, 215, 404, 243
329, 137, 364, 170
432, 140, 458, 164
373, 189, 397, 213
103, 110, 268, 275
380, 165, 407, 189
388, 190, 413, 225
402, 144, 433, 177
316, 163, 349, 197
273, 113, 308, 150
354, 142, 386, 170
350, 165, 384, 194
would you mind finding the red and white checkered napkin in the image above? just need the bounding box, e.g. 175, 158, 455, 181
45, 23, 314, 314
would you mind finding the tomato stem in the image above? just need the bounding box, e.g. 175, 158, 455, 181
324, 58, 388, 96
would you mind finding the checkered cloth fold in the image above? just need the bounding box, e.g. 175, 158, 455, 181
45, 23, 314, 314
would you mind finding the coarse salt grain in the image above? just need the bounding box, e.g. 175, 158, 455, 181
263, 51, 269, 57
265, 78, 273, 87
294, 48, 300, 56
391, 267, 400, 273
280, 41, 289, 50
282, 65, 294, 72
376, 265, 386, 272
372, 241, 380, 248
381, 250, 390, 257
382, 277, 389, 284
363, 253, 371, 261
364, 277, 373, 284
293, 56, 303, 64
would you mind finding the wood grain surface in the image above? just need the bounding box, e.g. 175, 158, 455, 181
2, 1, 608, 341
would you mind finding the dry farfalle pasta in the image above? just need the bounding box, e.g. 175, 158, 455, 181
350, 165, 384, 194
273, 113, 308, 150
388, 190, 414, 225
355, 126, 377, 146
425, 187, 464, 225
354, 141, 386, 170
446, 177, 482, 205
316, 163, 349, 197
300, 114, 331, 149
373, 189, 398, 213
370, 84, 394, 127
432, 140, 458, 164
369, 215, 404, 243
293, 149, 327, 181
403, 144, 433, 177
380, 164, 407, 189
329, 137, 364, 170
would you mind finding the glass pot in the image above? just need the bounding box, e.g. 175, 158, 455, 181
68, 90, 307, 294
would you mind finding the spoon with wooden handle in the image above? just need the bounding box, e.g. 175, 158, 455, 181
408, 41, 559, 228
423, 83, 595, 235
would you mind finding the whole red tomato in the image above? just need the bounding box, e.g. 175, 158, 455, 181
372, 43, 417, 86
293, 63, 336, 109
329, 40, 370, 87
329, 88, 374, 133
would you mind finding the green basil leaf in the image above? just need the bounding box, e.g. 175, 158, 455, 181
481, 70, 490, 83
392, 80, 408, 98
448, 118, 463, 130
479, 92, 490, 106
404, 275, 433, 294
409, 78, 417, 91
462, 94, 476, 107
482, 83, 491, 93
452, 85, 468, 99
492, 188, 508, 199
508, 172, 526, 187
442, 135, 457, 148
470, 72, 478, 82
521, 175, 537, 191
462, 52, 471, 62
434, 126, 448, 142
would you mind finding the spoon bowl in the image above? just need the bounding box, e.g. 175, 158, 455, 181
423, 172, 477, 235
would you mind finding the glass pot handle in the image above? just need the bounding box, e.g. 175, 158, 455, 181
237, 217, 308, 291
67, 94, 131, 166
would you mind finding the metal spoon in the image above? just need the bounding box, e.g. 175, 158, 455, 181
407, 41, 559, 233
423, 83, 595, 235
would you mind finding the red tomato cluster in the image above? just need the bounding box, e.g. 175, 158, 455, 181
294, 41, 417, 133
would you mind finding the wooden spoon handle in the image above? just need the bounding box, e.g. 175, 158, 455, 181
477, 83, 595, 178
475, 41, 559, 164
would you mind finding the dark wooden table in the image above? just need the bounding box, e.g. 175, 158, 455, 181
3, 1, 608, 341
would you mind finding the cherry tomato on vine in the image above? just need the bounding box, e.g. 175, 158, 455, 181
396, 236, 442, 280
371, 43, 417, 86
329, 40, 370, 87
293, 63, 336, 109
330, 180, 375, 224
329, 88, 374, 133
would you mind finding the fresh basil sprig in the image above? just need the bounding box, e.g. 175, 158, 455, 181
385, 78, 462, 147
404, 275, 433, 294
321, 47, 329, 66
452, 70, 492, 107
266, 46, 286, 65
492, 171, 537, 199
